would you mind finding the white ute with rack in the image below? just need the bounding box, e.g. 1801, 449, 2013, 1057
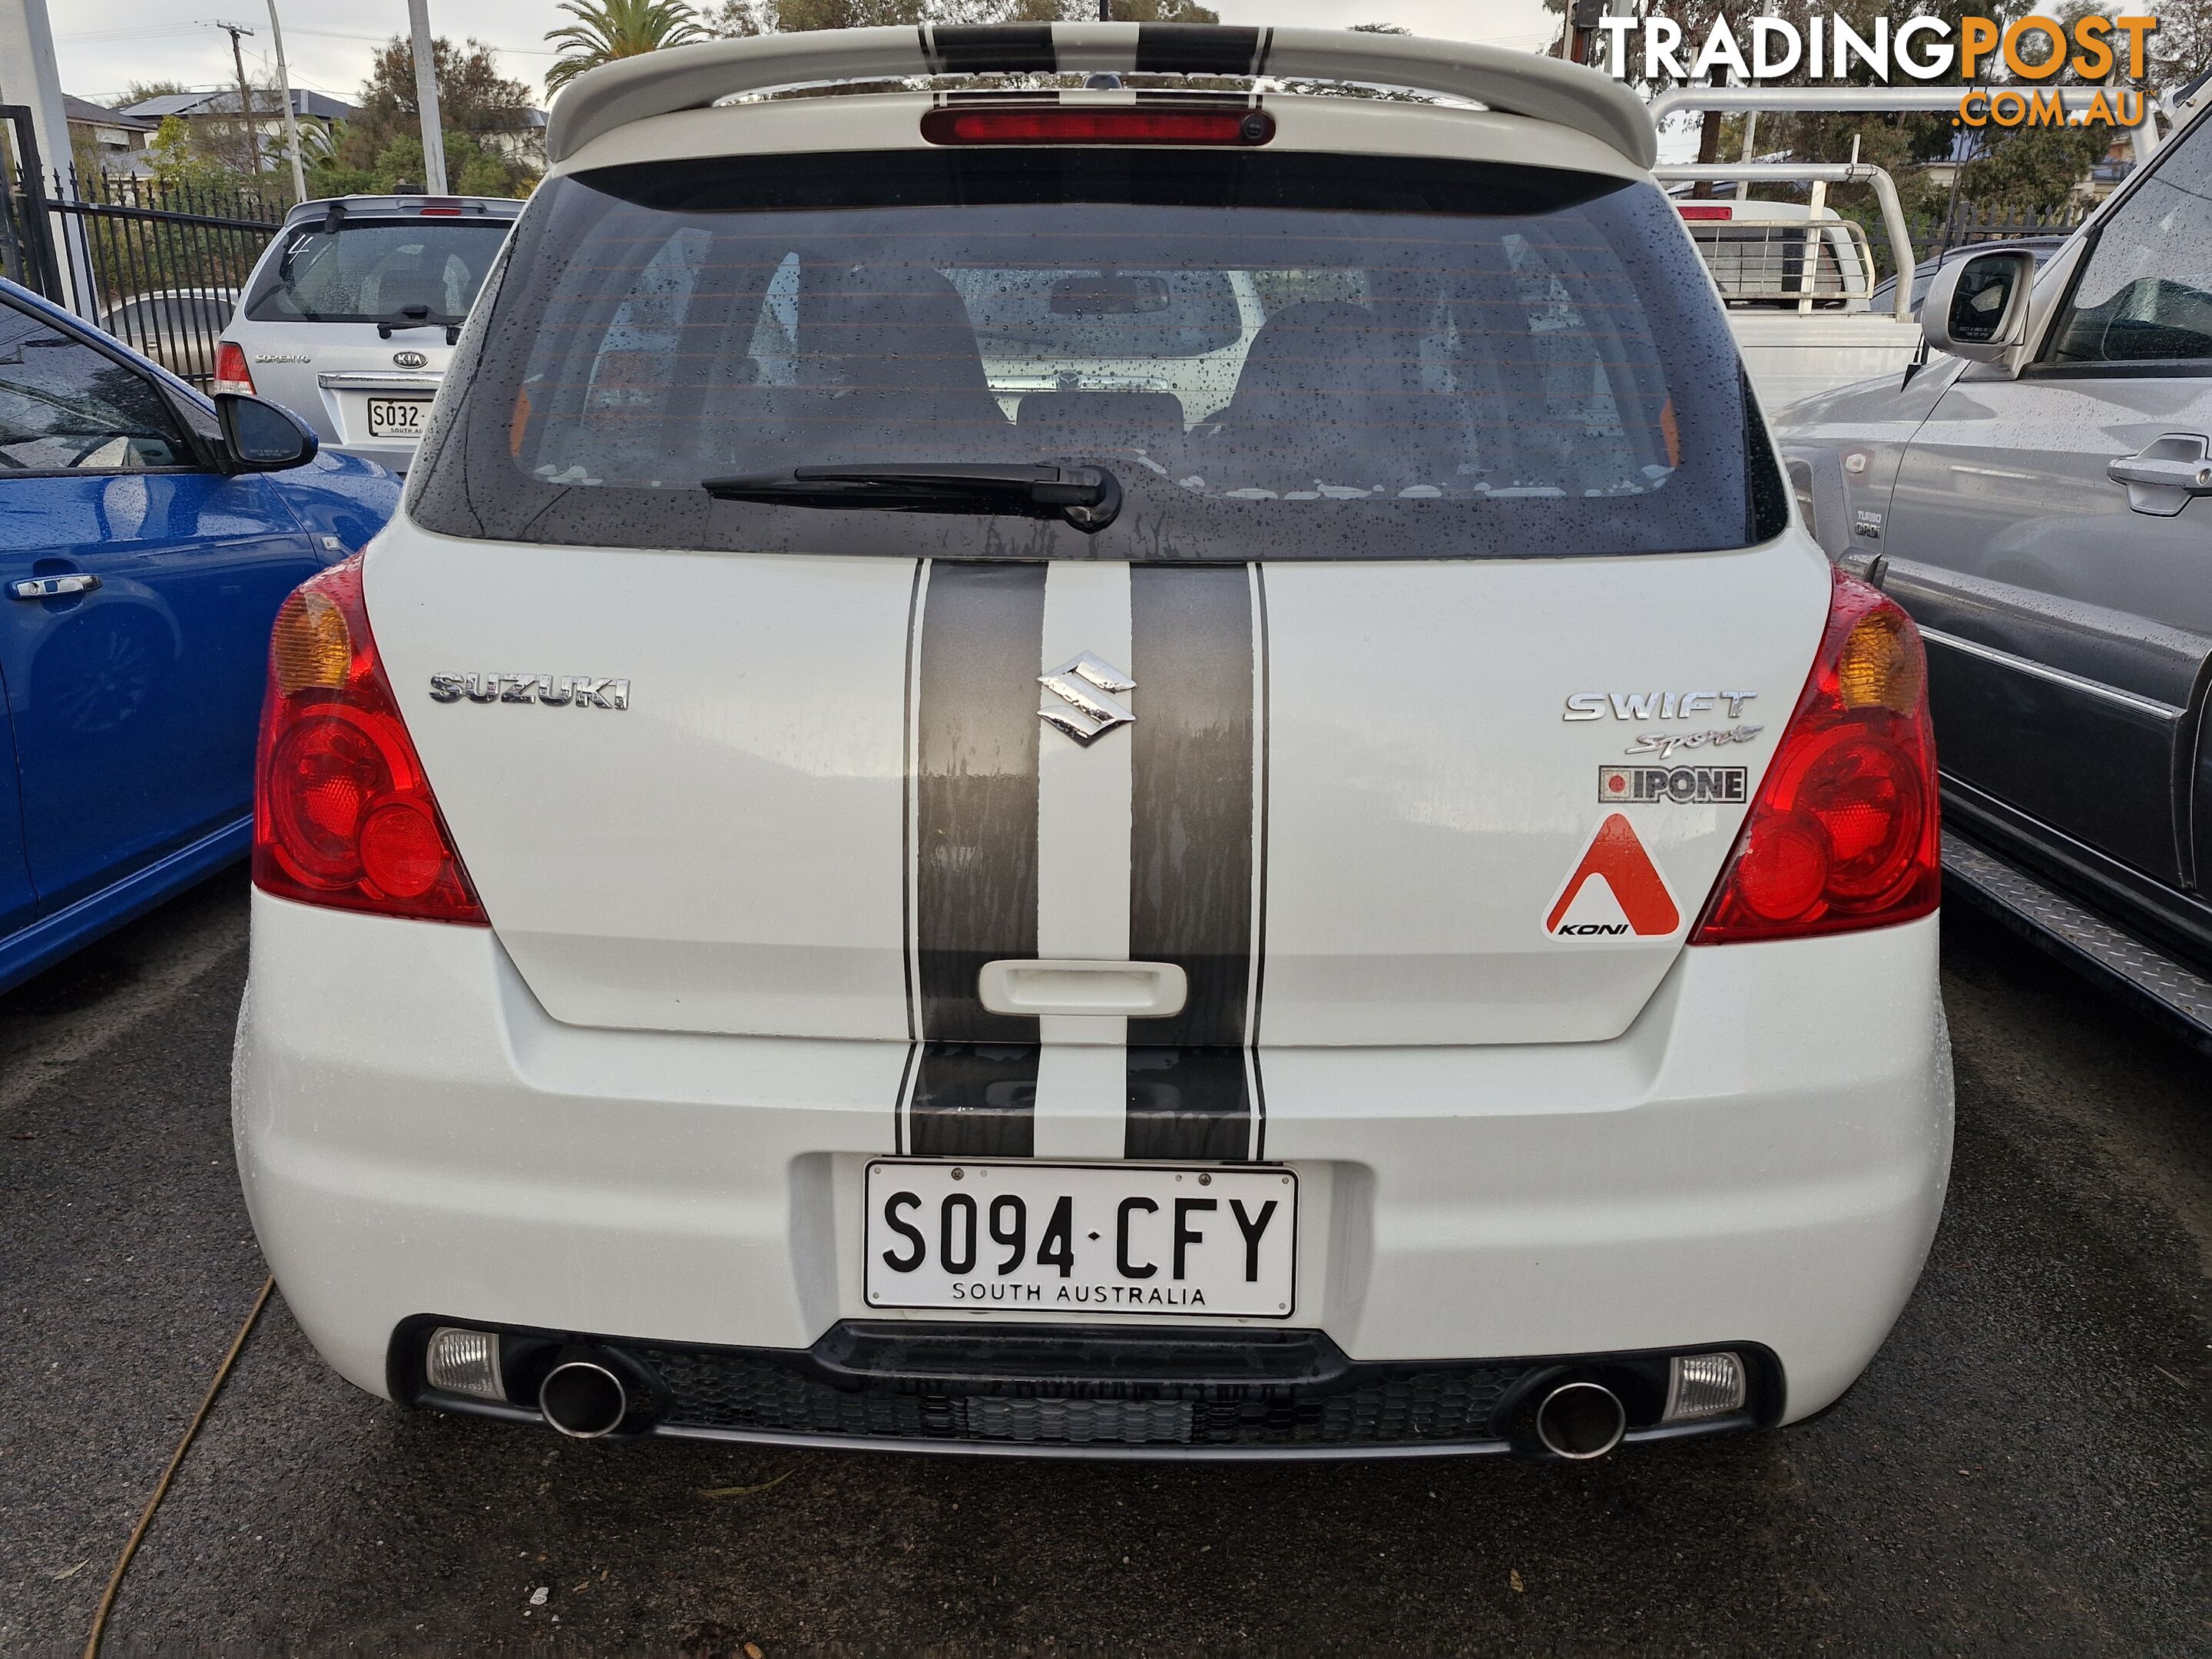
1663, 161, 1922, 409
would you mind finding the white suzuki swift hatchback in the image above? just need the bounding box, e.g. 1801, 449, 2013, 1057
233, 25, 1952, 1459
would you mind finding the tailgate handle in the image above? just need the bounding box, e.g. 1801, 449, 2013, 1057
977, 960, 1188, 1019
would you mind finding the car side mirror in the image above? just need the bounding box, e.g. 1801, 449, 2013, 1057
1919, 250, 2035, 363
214, 392, 319, 472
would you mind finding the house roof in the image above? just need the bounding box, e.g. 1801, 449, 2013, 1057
121, 88, 355, 123
64, 95, 154, 131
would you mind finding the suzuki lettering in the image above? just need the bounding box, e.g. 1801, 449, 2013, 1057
429, 674, 630, 709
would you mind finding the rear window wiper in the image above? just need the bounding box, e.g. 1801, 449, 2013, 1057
701, 462, 1121, 534
379, 303, 461, 344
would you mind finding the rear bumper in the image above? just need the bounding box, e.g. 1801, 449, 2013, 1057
234, 893, 1951, 1442
323, 441, 417, 475
386, 1316, 1784, 1459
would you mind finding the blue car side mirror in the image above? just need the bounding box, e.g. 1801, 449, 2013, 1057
214, 392, 319, 473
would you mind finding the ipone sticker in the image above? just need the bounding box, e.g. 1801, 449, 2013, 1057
1599, 765, 1747, 806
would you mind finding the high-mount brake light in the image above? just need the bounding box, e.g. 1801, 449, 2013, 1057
1677, 204, 1732, 220
253, 558, 488, 925
213, 340, 256, 396
920, 108, 1274, 147
1690, 568, 1939, 944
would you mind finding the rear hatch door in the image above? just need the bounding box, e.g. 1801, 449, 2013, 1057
369, 531, 1826, 1048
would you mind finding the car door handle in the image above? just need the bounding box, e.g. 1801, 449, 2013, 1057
8, 573, 101, 599
2107, 434, 2212, 516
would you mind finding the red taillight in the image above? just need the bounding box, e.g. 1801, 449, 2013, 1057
213, 340, 256, 396
253, 558, 488, 925
1677, 204, 1733, 221
1690, 568, 1939, 944
920, 107, 1273, 147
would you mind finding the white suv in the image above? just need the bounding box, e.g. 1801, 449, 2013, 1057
233, 25, 1952, 1460
217, 195, 521, 472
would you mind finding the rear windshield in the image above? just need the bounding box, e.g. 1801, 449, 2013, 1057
245, 219, 512, 326
409, 147, 1779, 560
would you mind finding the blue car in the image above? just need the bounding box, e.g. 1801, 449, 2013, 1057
0, 276, 399, 993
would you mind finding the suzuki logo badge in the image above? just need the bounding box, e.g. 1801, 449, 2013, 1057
392, 349, 429, 368
1038, 653, 1135, 746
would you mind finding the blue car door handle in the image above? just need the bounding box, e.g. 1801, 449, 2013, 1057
7, 573, 102, 599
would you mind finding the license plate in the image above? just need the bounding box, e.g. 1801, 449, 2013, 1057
864, 1160, 1296, 1319
364, 397, 430, 438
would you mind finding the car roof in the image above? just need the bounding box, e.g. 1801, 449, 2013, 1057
1904, 237, 2070, 276
542, 22, 1657, 171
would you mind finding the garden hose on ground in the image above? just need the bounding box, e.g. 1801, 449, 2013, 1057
84, 1275, 274, 1659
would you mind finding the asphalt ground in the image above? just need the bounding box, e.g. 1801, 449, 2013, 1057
2, 869, 2204, 1655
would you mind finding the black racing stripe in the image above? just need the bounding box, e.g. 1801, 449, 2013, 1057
911, 1043, 1038, 1157
1127, 564, 1257, 1160
1126, 1048, 1250, 1162
1134, 24, 1265, 76
932, 25, 1056, 74
910, 560, 1045, 1155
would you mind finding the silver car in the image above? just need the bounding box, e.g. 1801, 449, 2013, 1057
218, 195, 521, 473
1777, 100, 2212, 1052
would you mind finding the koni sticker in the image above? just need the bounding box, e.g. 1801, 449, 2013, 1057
1546, 814, 1682, 939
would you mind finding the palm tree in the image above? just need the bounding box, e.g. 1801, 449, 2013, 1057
544, 0, 712, 91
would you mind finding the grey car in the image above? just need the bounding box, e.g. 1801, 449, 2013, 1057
217, 195, 521, 473
1777, 105, 2212, 1052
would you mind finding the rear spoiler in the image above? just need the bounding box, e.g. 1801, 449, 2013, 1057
542, 22, 1657, 171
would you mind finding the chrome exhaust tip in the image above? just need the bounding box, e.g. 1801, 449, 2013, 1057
1534, 1379, 1628, 1460
538, 1359, 629, 1439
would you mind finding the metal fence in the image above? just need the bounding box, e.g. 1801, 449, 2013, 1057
0, 157, 284, 387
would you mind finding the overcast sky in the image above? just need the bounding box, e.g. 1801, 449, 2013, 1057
54, 0, 1558, 108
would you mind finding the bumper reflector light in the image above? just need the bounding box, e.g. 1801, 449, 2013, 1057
425, 1326, 505, 1402
1664, 1351, 1747, 1422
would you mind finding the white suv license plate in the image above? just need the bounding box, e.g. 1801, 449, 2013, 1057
864, 1160, 1297, 1320
364, 396, 430, 438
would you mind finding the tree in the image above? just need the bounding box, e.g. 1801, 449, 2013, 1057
545, 0, 713, 91
325, 37, 539, 198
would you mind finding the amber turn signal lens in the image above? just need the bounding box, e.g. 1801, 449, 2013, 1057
270, 589, 353, 694
1836, 609, 1922, 712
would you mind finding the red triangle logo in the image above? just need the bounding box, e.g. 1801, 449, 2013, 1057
1546, 813, 1681, 937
